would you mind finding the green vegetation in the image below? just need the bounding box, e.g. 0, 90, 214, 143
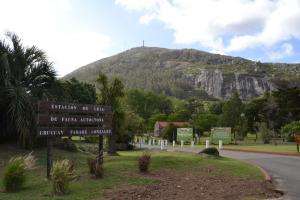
0, 32, 56, 147
193, 144, 299, 154
223, 144, 299, 154
3, 157, 26, 192
0, 147, 264, 200
200, 147, 220, 157
281, 121, 300, 141
2, 153, 36, 192
64, 47, 300, 100
51, 160, 76, 195
96, 73, 125, 155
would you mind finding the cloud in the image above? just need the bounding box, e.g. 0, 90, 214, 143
267, 43, 294, 60
116, 0, 300, 55
0, 0, 111, 76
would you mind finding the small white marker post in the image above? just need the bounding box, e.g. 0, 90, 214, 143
153, 139, 155, 145
165, 140, 168, 147
173, 140, 175, 148
218, 140, 223, 150
148, 139, 151, 146
205, 140, 209, 148
181, 140, 184, 148
160, 140, 164, 150
191, 140, 194, 148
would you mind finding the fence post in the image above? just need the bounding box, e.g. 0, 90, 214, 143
205, 140, 209, 148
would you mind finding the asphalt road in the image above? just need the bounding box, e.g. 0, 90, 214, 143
143, 145, 300, 200
220, 150, 300, 200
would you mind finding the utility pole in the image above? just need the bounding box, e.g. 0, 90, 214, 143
142, 40, 145, 47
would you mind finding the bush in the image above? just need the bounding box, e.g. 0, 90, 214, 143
281, 120, 300, 141
3, 153, 36, 192
199, 147, 219, 157
3, 157, 26, 192
23, 152, 37, 170
87, 157, 103, 178
51, 159, 76, 195
138, 152, 151, 173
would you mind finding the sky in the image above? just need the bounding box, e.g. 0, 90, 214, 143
0, 0, 300, 76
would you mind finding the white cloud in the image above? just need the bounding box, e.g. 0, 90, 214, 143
268, 43, 294, 60
116, 0, 300, 55
0, 0, 111, 76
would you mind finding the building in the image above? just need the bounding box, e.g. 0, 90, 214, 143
154, 121, 190, 137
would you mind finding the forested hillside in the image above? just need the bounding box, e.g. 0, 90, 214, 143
64, 47, 300, 100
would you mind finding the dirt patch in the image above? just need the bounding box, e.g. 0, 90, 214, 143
104, 168, 282, 200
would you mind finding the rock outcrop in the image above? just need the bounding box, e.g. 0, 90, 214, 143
194, 69, 273, 100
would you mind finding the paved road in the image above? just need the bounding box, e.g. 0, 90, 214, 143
143, 145, 300, 200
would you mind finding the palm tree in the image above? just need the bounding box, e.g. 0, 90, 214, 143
96, 73, 125, 155
0, 32, 56, 147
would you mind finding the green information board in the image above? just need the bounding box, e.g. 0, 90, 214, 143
177, 128, 193, 142
210, 127, 232, 144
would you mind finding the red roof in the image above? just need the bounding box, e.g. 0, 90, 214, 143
157, 121, 190, 128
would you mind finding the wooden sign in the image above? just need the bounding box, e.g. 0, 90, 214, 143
38, 114, 112, 126
37, 101, 113, 178
38, 127, 112, 136
38, 101, 112, 114
37, 101, 112, 137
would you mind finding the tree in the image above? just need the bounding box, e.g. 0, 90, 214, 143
221, 92, 245, 139
96, 73, 125, 155
126, 89, 173, 121
281, 121, 300, 141
48, 78, 96, 103
0, 32, 55, 147
193, 113, 219, 134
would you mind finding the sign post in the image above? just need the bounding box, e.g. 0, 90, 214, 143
37, 101, 112, 178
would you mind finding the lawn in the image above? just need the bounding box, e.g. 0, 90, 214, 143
189, 143, 299, 155
223, 144, 299, 154
0, 144, 264, 200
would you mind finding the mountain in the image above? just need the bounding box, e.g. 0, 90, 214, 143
64, 47, 300, 100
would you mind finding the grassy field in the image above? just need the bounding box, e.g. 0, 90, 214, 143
191, 143, 299, 154
223, 144, 299, 154
0, 144, 264, 200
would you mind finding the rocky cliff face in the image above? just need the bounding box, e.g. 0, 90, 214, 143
64, 47, 300, 100
194, 69, 273, 100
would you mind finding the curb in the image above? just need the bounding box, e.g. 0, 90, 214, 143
243, 160, 272, 182
223, 148, 300, 157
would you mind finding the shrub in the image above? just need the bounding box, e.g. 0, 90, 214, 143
51, 159, 76, 195
87, 157, 103, 178
3, 157, 26, 192
281, 120, 300, 141
138, 152, 151, 173
200, 147, 219, 157
23, 152, 37, 170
